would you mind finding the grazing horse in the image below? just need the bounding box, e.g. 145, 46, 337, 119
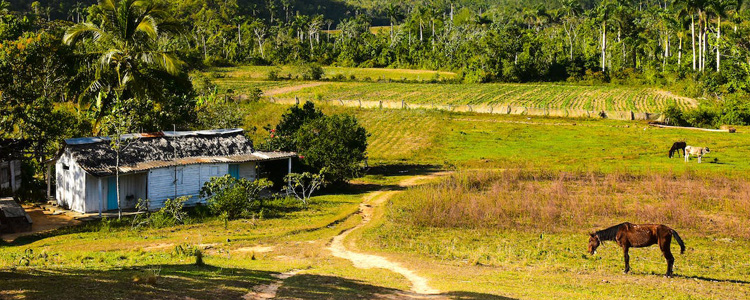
588, 222, 686, 277
668, 142, 687, 158
685, 146, 710, 163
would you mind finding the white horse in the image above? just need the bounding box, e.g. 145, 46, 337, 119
685, 146, 710, 163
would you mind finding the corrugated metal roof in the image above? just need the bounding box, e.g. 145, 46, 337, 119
116, 152, 296, 174
64, 128, 245, 145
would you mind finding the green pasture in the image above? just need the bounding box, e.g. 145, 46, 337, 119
242, 101, 750, 175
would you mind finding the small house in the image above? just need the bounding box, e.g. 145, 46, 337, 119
53, 129, 295, 214
0, 139, 29, 196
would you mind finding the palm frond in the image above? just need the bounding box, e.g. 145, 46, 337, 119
135, 15, 159, 40
63, 23, 106, 45
139, 51, 184, 75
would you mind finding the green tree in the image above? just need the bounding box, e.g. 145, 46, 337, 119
63, 0, 186, 131
295, 114, 368, 183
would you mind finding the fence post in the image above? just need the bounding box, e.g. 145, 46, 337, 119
359, 99, 362, 108
295, 96, 299, 105
402, 100, 406, 109
379, 100, 383, 109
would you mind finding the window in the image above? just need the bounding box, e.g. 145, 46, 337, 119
210, 166, 219, 175
62, 163, 69, 170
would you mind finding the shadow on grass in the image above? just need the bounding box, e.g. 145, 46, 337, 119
320, 164, 445, 196
0, 264, 276, 300
676, 274, 750, 284
278, 274, 516, 300
365, 163, 444, 177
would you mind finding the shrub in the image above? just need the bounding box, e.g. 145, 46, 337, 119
131, 196, 189, 229
295, 63, 324, 80
283, 169, 327, 206
266, 67, 281, 81
296, 114, 369, 182
246, 87, 264, 102
199, 175, 272, 220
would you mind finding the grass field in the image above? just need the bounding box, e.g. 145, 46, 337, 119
207, 66, 695, 113
353, 170, 750, 299
260, 82, 694, 112
4, 99, 748, 299
240, 101, 750, 175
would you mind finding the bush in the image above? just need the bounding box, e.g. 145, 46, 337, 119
296, 114, 369, 182
199, 175, 272, 220
131, 196, 189, 229
266, 67, 281, 81
295, 63, 324, 80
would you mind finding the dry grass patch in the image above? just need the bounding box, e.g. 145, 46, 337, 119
390, 170, 750, 238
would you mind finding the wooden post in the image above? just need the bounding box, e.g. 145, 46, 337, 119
295, 96, 300, 105
9, 160, 16, 192
402, 100, 406, 109
46, 164, 51, 200
287, 157, 292, 193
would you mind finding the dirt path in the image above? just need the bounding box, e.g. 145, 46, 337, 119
327, 173, 448, 295
264, 82, 329, 96
243, 270, 301, 300
1, 206, 81, 242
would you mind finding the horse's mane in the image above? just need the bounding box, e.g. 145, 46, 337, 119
595, 223, 626, 241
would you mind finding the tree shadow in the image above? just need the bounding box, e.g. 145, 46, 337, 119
365, 164, 444, 177
0, 264, 276, 300
676, 274, 750, 284
278, 274, 516, 300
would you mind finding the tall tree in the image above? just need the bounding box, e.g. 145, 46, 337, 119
63, 0, 185, 131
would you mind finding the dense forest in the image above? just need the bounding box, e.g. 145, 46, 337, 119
1, 0, 750, 177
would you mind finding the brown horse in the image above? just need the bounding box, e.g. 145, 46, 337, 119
588, 222, 686, 277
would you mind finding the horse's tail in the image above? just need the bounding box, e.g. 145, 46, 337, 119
671, 229, 686, 254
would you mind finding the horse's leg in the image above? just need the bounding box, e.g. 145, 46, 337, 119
698, 155, 702, 163
623, 246, 631, 274
661, 238, 675, 277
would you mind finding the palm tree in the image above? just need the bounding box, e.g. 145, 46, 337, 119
709, 0, 733, 71
64, 0, 185, 132
385, 3, 403, 40
559, 0, 583, 60
596, 0, 617, 70
678, 0, 701, 70
64, 0, 184, 219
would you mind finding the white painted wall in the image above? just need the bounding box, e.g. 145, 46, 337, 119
239, 162, 257, 180
87, 173, 147, 212
56, 158, 262, 213
148, 163, 223, 209
147, 162, 258, 209
55, 151, 87, 213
